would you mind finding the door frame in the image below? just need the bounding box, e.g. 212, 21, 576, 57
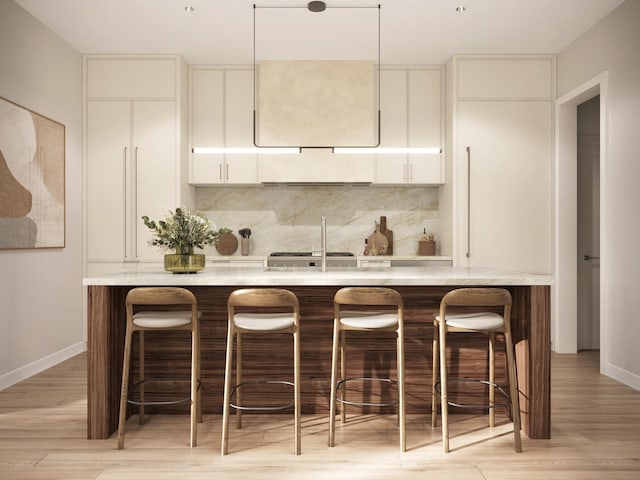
554, 72, 608, 371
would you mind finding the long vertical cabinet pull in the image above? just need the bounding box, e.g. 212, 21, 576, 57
133, 146, 139, 260
123, 146, 128, 260
466, 146, 471, 258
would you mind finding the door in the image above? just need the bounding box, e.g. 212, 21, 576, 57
456, 100, 553, 274
577, 96, 600, 351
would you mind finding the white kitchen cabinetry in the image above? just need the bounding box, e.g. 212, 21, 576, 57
441, 56, 554, 274
190, 67, 258, 185
373, 67, 444, 185
85, 56, 189, 263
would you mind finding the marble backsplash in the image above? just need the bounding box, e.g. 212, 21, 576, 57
195, 185, 440, 257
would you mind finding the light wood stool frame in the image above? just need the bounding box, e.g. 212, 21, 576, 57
117, 287, 201, 449
328, 287, 406, 452
221, 288, 301, 455
431, 287, 522, 453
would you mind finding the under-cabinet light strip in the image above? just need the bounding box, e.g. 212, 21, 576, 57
192, 147, 442, 155
333, 147, 442, 154
192, 147, 300, 154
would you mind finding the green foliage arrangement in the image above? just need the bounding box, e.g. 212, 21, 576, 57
142, 207, 230, 255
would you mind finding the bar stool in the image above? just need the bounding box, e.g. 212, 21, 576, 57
221, 288, 301, 455
117, 287, 201, 449
431, 287, 522, 452
328, 287, 405, 452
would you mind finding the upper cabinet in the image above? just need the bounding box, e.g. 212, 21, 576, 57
85, 55, 192, 263
190, 66, 259, 185
439, 55, 554, 274
373, 67, 444, 185
189, 65, 444, 185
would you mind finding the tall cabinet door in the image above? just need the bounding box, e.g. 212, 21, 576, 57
456, 100, 553, 273
133, 100, 177, 261
87, 100, 130, 262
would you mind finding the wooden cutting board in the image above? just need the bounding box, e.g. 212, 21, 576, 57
367, 227, 389, 255
379, 216, 393, 255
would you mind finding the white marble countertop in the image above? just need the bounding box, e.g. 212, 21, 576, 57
83, 265, 553, 287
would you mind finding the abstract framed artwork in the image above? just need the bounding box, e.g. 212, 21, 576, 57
0, 97, 65, 249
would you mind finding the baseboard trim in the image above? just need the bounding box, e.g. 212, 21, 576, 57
0, 342, 86, 390
605, 361, 640, 391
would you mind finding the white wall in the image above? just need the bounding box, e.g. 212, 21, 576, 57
0, 1, 84, 389
558, 0, 640, 389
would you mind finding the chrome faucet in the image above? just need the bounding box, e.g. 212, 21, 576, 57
321, 215, 327, 272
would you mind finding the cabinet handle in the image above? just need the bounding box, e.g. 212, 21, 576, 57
133, 146, 138, 260
225, 163, 229, 181
219, 163, 223, 180
409, 163, 413, 182
466, 146, 471, 258
123, 147, 128, 259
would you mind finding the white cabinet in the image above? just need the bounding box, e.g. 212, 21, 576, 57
85, 56, 189, 263
87, 100, 177, 262
441, 56, 554, 274
189, 67, 258, 185
374, 68, 444, 185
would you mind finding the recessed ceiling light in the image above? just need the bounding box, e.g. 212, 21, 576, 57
456, 6, 467, 13
184, 5, 195, 13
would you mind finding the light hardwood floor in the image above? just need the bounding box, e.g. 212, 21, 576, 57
1, 351, 639, 479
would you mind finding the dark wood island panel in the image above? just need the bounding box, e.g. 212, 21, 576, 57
87, 284, 550, 441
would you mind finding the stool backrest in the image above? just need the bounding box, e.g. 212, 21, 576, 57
334, 287, 403, 308
126, 287, 197, 307
440, 288, 511, 308
228, 288, 300, 325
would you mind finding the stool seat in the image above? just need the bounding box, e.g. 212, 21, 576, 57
434, 311, 504, 331
233, 312, 296, 331
133, 310, 195, 328
340, 311, 399, 329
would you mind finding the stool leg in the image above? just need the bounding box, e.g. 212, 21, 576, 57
190, 327, 199, 447
196, 326, 202, 424
139, 331, 145, 425
328, 319, 340, 447
340, 330, 347, 424
439, 322, 450, 453
236, 332, 243, 429
489, 332, 495, 428
293, 328, 301, 455
504, 329, 522, 452
397, 326, 406, 452
221, 324, 235, 455
431, 321, 439, 428
117, 325, 134, 450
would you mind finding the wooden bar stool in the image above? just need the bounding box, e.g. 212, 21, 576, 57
328, 287, 405, 452
221, 288, 301, 455
431, 287, 522, 452
117, 287, 201, 449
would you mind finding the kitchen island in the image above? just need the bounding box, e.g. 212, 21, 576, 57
84, 265, 552, 441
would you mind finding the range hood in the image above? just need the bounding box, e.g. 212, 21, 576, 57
256, 60, 379, 148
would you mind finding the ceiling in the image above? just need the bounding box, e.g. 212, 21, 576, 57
14, 0, 625, 65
